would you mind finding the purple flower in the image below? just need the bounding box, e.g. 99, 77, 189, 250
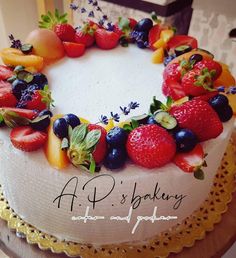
100, 115, 108, 125
217, 86, 225, 92
99, 19, 105, 26
96, 6, 102, 11
107, 23, 114, 31
70, 3, 78, 10
120, 106, 130, 115
229, 86, 236, 94
9, 34, 22, 49
129, 101, 139, 110
111, 112, 120, 122
81, 8, 87, 13
92, 1, 98, 6
88, 0, 93, 4
102, 15, 108, 20
88, 11, 95, 17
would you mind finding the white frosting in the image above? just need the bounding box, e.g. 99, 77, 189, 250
0, 45, 234, 245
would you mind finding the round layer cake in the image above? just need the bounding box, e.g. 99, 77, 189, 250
0, 45, 234, 245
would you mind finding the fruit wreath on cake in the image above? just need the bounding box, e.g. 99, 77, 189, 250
0, 0, 236, 250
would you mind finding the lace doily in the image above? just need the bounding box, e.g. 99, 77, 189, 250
0, 140, 235, 258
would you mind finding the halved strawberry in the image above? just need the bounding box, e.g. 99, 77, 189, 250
0, 81, 17, 107
88, 124, 107, 163
10, 126, 47, 152
63, 42, 86, 57
148, 24, 163, 50
0, 65, 14, 80
167, 35, 198, 51
164, 79, 186, 100
128, 18, 137, 29
0, 107, 38, 120
194, 59, 222, 80
173, 144, 206, 179
95, 29, 120, 50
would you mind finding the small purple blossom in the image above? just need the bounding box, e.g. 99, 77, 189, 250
129, 102, 140, 110
120, 106, 130, 115
229, 86, 236, 94
9, 34, 22, 49
102, 15, 108, 20
92, 1, 98, 6
88, 0, 93, 4
81, 7, 87, 13
107, 23, 114, 31
111, 112, 120, 122
88, 11, 95, 17
120, 101, 140, 115
96, 6, 102, 11
98, 19, 105, 26
70, 3, 78, 10
100, 115, 109, 125
217, 86, 225, 92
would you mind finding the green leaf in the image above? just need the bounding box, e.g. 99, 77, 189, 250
70, 124, 87, 146
84, 129, 101, 150
7, 75, 17, 83
0, 114, 4, 124
61, 137, 69, 150
194, 169, 205, 180
118, 17, 130, 31
14, 65, 25, 73
123, 124, 133, 133
149, 96, 166, 114
166, 96, 174, 107
131, 119, 139, 129
89, 155, 96, 174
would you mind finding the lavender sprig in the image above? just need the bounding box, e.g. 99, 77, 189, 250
70, 3, 78, 10
9, 34, 22, 49
217, 86, 236, 94
99, 101, 140, 125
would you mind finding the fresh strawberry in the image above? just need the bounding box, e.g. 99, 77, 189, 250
54, 23, 75, 42
163, 79, 186, 100
75, 23, 95, 47
181, 68, 214, 97
170, 99, 223, 141
0, 65, 13, 80
10, 126, 47, 152
174, 144, 206, 179
163, 62, 182, 82
128, 18, 137, 29
194, 59, 222, 80
148, 24, 163, 50
0, 81, 17, 107
194, 91, 218, 102
88, 124, 107, 163
126, 124, 176, 169
167, 35, 198, 51
63, 42, 85, 57
0, 107, 38, 120
95, 29, 120, 50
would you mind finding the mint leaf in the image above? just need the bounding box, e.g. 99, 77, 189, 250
123, 124, 133, 133
70, 124, 87, 146
118, 17, 130, 31
1, 110, 30, 128
84, 129, 101, 150
131, 119, 139, 129
149, 96, 167, 114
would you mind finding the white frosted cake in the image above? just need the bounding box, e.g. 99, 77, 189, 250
0, 6, 235, 249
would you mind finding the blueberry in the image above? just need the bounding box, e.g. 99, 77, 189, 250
53, 118, 68, 138
31, 110, 51, 131
189, 54, 203, 64
137, 40, 146, 49
174, 129, 198, 152
134, 18, 153, 32
209, 94, 229, 112
31, 73, 48, 89
64, 114, 81, 129
106, 127, 128, 147
164, 54, 176, 66
147, 116, 158, 125
104, 148, 127, 170
216, 105, 233, 122
12, 79, 28, 99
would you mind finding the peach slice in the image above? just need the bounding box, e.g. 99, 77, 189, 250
26, 29, 65, 63
160, 29, 174, 43
0, 48, 44, 71
44, 115, 70, 170
152, 47, 164, 64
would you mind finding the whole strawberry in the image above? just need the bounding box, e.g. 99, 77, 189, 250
194, 59, 222, 80
170, 99, 223, 141
88, 124, 107, 163
181, 68, 214, 96
54, 24, 75, 42
126, 124, 176, 169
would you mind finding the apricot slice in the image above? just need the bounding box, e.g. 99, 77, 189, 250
152, 47, 164, 64
214, 64, 235, 87
44, 115, 70, 170
0, 48, 44, 71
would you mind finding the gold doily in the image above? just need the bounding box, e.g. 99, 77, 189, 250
0, 140, 235, 258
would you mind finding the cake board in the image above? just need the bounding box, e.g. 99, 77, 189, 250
0, 139, 235, 258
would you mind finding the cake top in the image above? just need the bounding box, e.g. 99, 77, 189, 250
0, 3, 235, 179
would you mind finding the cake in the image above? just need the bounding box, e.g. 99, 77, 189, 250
0, 5, 235, 250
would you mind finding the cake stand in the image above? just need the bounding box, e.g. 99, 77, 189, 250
0, 138, 235, 258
